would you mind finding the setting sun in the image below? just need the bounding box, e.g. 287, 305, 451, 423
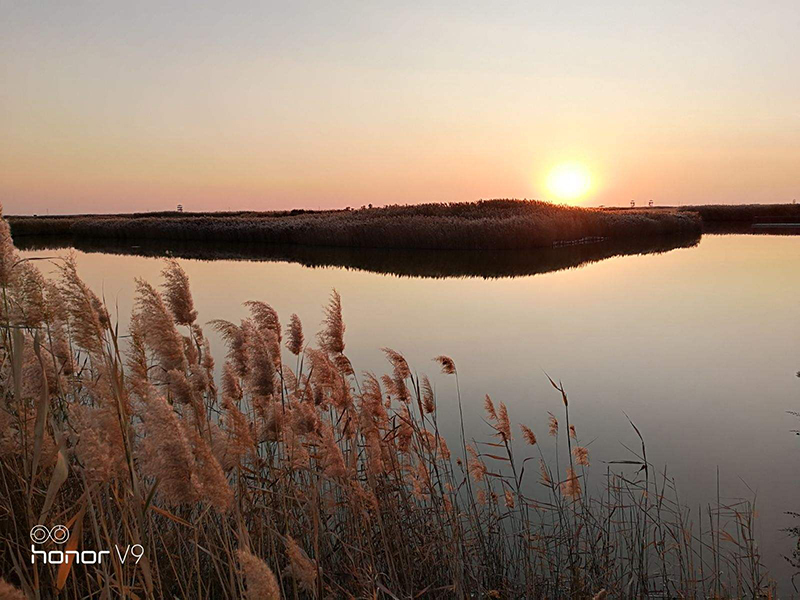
546, 163, 592, 203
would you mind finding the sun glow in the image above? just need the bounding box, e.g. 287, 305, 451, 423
546, 163, 592, 203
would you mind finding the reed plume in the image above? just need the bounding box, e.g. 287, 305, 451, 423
237, 549, 281, 600
286, 536, 317, 594
218, 395, 254, 468
382, 347, 411, 379
421, 375, 435, 413
134, 277, 187, 373
244, 328, 277, 398
221, 361, 243, 400
246, 300, 281, 343
286, 313, 304, 355
497, 402, 511, 442
57, 255, 108, 356
317, 290, 344, 354
484, 394, 498, 421
183, 417, 233, 511
8, 260, 46, 327
161, 258, 197, 326
318, 422, 347, 478
71, 405, 127, 483
139, 392, 201, 506
467, 445, 487, 482
561, 467, 581, 499
434, 354, 456, 374
520, 424, 537, 446
573, 446, 590, 467
548, 412, 559, 437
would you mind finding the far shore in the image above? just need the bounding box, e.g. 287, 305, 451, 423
5, 199, 702, 251
6, 200, 799, 252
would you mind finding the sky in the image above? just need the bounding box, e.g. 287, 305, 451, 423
1, 1, 799, 214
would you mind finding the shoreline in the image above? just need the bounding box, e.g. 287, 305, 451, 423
6, 199, 703, 251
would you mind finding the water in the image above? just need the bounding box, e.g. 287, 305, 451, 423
18, 234, 800, 589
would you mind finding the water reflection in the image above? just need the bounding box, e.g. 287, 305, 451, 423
13, 232, 701, 279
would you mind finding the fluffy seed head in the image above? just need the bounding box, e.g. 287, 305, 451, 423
286, 313, 304, 355
434, 355, 456, 375
383, 347, 410, 379
561, 467, 582, 499
548, 413, 559, 437
286, 536, 317, 593
497, 402, 511, 442
484, 395, 497, 421
520, 424, 537, 446
237, 549, 280, 600
318, 290, 345, 354
161, 259, 197, 326
421, 375, 435, 413
573, 446, 590, 467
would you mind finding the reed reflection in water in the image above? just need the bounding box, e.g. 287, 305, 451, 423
13, 232, 701, 279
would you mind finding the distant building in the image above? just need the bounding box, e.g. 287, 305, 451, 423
177, 204, 183, 212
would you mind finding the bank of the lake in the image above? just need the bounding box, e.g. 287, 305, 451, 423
7, 200, 701, 250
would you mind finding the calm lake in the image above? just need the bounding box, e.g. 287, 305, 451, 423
17, 233, 800, 588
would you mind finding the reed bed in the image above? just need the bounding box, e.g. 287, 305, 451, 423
8, 200, 701, 250
674, 204, 800, 224
0, 206, 775, 599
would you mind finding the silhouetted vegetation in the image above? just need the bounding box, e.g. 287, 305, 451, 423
611, 203, 800, 233
15, 231, 701, 279
8, 200, 702, 251
676, 203, 800, 223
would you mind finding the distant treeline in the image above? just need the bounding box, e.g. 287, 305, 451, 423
7, 200, 701, 250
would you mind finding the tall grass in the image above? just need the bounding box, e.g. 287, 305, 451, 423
0, 207, 774, 598
8, 200, 702, 251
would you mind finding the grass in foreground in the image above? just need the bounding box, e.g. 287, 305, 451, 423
7, 199, 702, 251
0, 207, 774, 598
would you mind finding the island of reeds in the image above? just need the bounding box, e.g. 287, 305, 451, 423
7, 200, 704, 250
0, 206, 776, 598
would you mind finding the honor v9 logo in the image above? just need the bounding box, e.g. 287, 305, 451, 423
30, 525, 144, 565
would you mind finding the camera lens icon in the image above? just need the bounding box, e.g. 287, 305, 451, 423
30, 525, 50, 544
29, 524, 70, 544
50, 525, 69, 544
